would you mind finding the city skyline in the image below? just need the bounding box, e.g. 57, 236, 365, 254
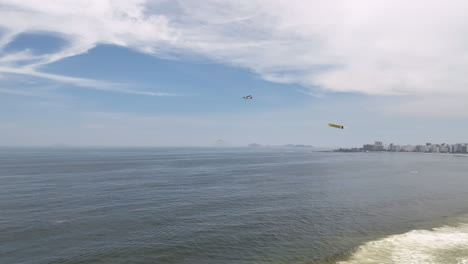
336, 141, 468, 154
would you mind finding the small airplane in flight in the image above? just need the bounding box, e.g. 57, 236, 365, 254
243, 95, 253, 99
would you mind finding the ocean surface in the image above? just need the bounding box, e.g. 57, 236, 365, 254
2, 147, 468, 264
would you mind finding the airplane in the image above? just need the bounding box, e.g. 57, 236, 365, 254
243, 95, 253, 99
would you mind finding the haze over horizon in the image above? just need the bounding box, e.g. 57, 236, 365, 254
1, 0, 468, 147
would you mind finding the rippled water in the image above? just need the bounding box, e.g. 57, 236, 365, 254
2, 147, 468, 264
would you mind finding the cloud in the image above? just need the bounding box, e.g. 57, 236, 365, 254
1, 0, 468, 100
0, 0, 178, 96
0, 87, 39, 96
0, 66, 177, 96
169, 0, 468, 97
383, 95, 468, 118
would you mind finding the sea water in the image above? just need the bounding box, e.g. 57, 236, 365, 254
2, 147, 468, 264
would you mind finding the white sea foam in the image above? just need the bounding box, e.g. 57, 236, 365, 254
338, 223, 468, 264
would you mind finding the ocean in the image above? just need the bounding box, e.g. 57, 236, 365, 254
1, 147, 468, 264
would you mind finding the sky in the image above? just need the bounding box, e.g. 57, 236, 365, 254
1, 0, 468, 147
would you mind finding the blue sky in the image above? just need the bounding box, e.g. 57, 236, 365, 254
1, 0, 468, 147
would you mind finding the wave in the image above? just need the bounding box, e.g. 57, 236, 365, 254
337, 222, 468, 264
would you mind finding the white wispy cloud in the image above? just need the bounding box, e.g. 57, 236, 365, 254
169, 0, 468, 97
1, 0, 468, 103
0, 0, 178, 96
0, 87, 37, 96
383, 95, 468, 118
0, 66, 177, 96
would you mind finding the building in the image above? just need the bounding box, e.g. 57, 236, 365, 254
415, 145, 426, 152
363, 144, 374, 151
340, 141, 468, 154
374, 141, 384, 151
401, 145, 415, 152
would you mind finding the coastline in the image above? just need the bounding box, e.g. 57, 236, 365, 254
327, 150, 468, 157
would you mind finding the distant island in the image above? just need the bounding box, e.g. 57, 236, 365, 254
283, 144, 315, 148
213, 139, 230, 147
248, 143, 315, 148
335, 141, 468, 154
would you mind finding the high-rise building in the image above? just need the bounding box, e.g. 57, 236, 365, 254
440, 145, 449, 153
453, 144, 464, 153
363, 144, 374, 151
374, 141, 384, 151
415, 145, 426, 152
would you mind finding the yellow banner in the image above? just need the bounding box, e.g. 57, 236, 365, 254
328, 123, 344, 129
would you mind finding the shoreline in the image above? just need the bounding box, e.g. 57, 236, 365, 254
325, 150, 468, 157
